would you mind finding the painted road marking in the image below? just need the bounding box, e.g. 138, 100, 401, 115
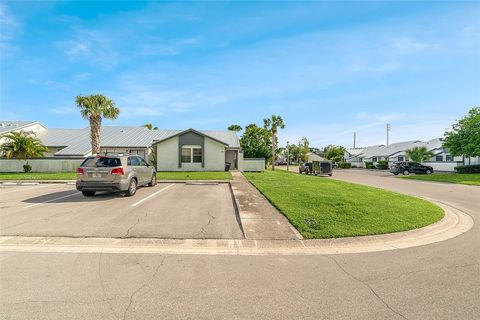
131, 184, 175, 207
25, 192, 80, 208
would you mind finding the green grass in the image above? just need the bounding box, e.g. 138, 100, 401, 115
156, 171, 232, 180
244, 170, 444, 239
0, 171, 232, 181
0, 172, 76, 180
399, 173, 480, 186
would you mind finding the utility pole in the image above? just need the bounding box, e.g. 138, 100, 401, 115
286, 141, 290, 172
386, 124, 391, 147
353, 132, 356, 148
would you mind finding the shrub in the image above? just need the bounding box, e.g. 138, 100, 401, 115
365, 162, 375, 169
376, 160, 389, 170
23, 164, 32, 173
337, 162, 352, 169
454, 164, 480, 174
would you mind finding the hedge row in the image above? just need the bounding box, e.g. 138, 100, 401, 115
337, 162, 352, 169
454, 164, 480, 174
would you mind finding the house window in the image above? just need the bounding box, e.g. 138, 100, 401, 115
436, 155, 443, 162
372, 157, 377, 162
397, 156, 404, 162
181, 145, 202, 163
446, 155, 452, 161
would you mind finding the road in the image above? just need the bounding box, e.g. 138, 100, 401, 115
1, 171, 479, 319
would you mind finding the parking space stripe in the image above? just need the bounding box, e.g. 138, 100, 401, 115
25, 192, 80, 208
131, 184, 175, 207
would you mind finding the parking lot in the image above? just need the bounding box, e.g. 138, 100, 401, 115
0, 183, 244, 239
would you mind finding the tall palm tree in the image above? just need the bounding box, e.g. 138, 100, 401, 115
76, 94, 120, 155
263, 115, 285, 170
1, 131, 48, 172
406, 146, 433, 162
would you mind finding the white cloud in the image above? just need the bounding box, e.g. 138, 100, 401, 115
0, 3, 19, 57
48, 106, 75, 115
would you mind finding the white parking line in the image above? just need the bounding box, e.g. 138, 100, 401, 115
131, 184, 175, 207
25, 192, 80, 208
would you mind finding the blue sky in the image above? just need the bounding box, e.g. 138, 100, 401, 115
1, 1, 479, 148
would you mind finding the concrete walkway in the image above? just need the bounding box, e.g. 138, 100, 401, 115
230, 171, 302, 240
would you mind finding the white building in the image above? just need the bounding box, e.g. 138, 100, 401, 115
344, 138, 479, 172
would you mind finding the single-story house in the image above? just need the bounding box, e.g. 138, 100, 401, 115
344, 138, 479, 171
0, 120, 264, 172
305, 152, 325, 162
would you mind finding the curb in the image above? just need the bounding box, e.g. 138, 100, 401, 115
0, 201, 472, 256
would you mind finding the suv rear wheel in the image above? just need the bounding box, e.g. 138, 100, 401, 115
426, 169, 432, 174
148, 174, 157, 187
125, 178, 137, 197
82, 191, 95, 197
403, 170, 409, 175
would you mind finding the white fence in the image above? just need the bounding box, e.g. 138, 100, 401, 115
0, 158, 84, 172
422, 162, 462, 172
241, 158, 265, 172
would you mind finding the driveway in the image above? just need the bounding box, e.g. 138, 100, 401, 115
0, 183, 244, 239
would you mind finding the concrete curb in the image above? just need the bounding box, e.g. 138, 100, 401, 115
0, 201, 472, 256
0, 180, 75, 185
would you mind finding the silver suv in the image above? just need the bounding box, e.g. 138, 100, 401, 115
76, 154, 156, 197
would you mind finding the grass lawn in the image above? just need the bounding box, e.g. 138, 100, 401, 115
0, 171, 232, 181
244, 170, 444, 239
0, 172, 76, 180
399, 173, 480, 186
156, 171, 232, 180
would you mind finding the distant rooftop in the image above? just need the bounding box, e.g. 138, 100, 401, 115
0, 120, 40, 134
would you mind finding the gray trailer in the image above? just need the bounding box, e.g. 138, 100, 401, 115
311, 160, 333, 176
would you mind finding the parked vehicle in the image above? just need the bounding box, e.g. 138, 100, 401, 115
390, 161, 434, 175
312, 160, 333, 176
299, 162, 313, 174
76, 154, 156, 197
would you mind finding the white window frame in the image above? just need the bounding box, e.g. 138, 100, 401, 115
181, 145, 202, 163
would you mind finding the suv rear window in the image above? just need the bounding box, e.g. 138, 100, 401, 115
81, 157, 121, 167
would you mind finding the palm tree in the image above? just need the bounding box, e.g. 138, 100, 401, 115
228, 124, 242, 132
406, 146, 433, 162
1, 131, 48, 172
142, 123, 158, 130
76, 94, 120, 155
263, 115, 285, 170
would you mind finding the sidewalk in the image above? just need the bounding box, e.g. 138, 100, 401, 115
230, 171, 302, 240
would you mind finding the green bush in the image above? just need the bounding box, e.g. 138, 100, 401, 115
337, 162, 352, 169
365, 162, 375, 169
23, 164, 32, 173
376, 160, 389, 170
454, 164, 480, 174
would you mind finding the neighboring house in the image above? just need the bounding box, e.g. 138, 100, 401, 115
344, 138, 478, 171
0, 120, 264, 172
0, 121, 46, 146
305, 152, 325, 162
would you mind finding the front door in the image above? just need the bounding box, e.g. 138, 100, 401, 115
225, 150, 237, 169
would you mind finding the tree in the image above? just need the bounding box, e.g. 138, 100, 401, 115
263, 115, 285, 170
76, 94, 120, 155
323, 145, 345, 163
443, 107, 480, 163
298, 137, 310, 162
240, 124, 271, 160
228, 124, 242, 132
142, 123, 158, 130
406, 146, 433, 162
1, 131, 48, 172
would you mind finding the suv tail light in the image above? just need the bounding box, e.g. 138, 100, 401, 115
76, 168, 84, 175
111, 168, 124, 175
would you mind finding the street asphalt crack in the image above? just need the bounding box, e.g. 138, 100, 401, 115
329, 256, 409, 320
122, 256, 166, 320
98, 250, 119, 318
124, 212, 148, 238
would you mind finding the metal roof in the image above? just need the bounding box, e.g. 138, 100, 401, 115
0, 120, 40, 134
351, 138, 444, 159
35, 126, 240, 156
